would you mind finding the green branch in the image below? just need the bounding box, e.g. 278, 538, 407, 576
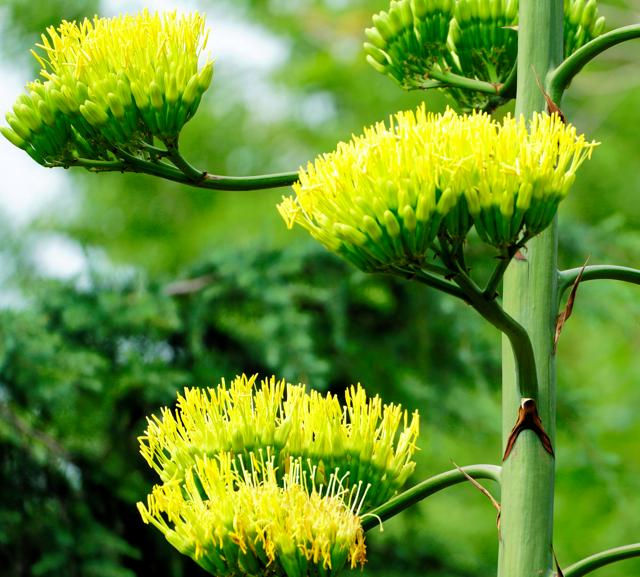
425, 70, 501, 95
549, 23, 640, 103
498, 62, 518, 99
75, 152, 299, 190
484, 243, 524, 299
437, 236, 539, 399
391, 265, 471, 303
563, 543, 640, 577
558, 265, 640, 296
361, 465, 501, 531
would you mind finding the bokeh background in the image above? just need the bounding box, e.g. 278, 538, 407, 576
0, 0, 639, 575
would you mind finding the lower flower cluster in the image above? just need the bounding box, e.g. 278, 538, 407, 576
138, 375, 419, 577
138, 455, 366, 577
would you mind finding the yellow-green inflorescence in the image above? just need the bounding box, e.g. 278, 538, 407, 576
138, 374, 419, 576
138, 454, 367, 577
278, 105, 596, 272
1, 11, 213, 166
364, 0, 605, 110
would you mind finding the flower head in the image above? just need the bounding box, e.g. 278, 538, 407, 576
139, 374, 420, 510
365, 0, 605, 110
1, 11, 213, 166
138, 455, 367, 577
278, 105, 596, 271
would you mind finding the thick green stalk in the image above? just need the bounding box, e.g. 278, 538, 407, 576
497, 1, 563, 576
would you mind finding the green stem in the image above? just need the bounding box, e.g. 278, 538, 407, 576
425, 70, 501, 95
453, 269, 539, 400
200, 171, 299, 190
483, 244, 521, 299
75, 152, 299, 191
498, 0, 562, 575
390, 265, 470, 303
360, 465, 501, 531
498, 62, 518, 99
549, 23, 640, 103
437, 236, 539, 399
558, 265, 640, 296
166, 144, 206, 182
563, 543, 640, 577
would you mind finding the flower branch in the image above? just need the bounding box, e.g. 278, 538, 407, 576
563, 543, 640, 577
436, 234, 539, 401
76, 152, 299, 190
558, 264, 640, 296
360, 464, 501, 532
549, 23, 640, 103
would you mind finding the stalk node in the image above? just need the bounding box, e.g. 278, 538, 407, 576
503, 398, 554, 461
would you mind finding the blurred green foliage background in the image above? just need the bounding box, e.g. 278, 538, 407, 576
0, 0, 639, 576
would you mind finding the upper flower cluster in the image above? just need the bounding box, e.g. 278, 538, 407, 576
278, 105, 596, 272
2, 11, 213, 166
364, 0, 605, 110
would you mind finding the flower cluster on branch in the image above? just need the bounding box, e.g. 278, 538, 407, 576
364, 0, 605, 110
2, 10, 213, 166
278, 105, 596, 273
138, 375, 419, 576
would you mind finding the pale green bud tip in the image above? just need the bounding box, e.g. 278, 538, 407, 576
1, 126, 27, 149
79, 101, 109, 127
149, 81, 164, 110
383, 210, 401, 237
197, 61, 214, 93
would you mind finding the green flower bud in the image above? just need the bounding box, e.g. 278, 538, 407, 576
383, 209, 401, 237
5, 112, 32, 140
372, 13, 395, 41
581, 0, 597, 29
366, 0, 605, 111
197, 61, 214, 93
14, 102, 41, 133
364, 26, 387, 49
364, 43, 390, 66
107, 92, 126, 119
148, 81, 164, 111
79, 101, 109, 127
591, 15, 606, 36
1, 126, 27, 149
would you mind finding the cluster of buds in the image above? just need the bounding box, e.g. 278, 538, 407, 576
564, 0, 606, 55
1, 11, 213, 166
278, 105, 596, 272
364, 0, 605, 110
138, 454, 367, 577
139, 374, 420, 509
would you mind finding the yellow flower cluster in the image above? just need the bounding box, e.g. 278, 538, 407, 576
2, 11, 213, 165
138, 455, 366, 577
278, 105, 596, 271
139, 374, 419, 509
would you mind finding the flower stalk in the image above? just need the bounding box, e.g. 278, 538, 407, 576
497, 0, 563, 575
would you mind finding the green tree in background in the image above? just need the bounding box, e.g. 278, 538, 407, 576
1, 1, 639, 576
